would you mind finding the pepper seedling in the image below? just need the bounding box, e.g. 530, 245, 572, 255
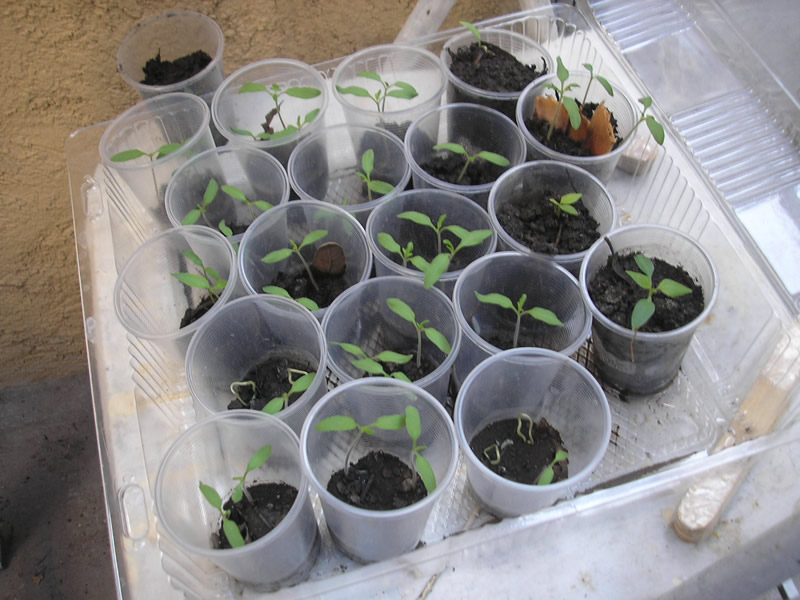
110, 141, 184, 162
198, 444, 272, 548
474, 292, 563, 348
332, 341, 413, 382
626, 253, 692, 334
182, 179, 273, 227
233, 81, 321, 141
315, 412, 406, 476
386, 298, 451, 369
404, 405, 436, 493
261, 230, 329, 292
172, 249, 227, 303
432, 142, 510, 184
358, 149, 395, 202
543, 57, 582, 142
262, 285, 320, 312
460, 21, 488, 53
581, 63, 614, 105
629, 96, 666, 145
336, 71, 418, 113
262, 370, 316, 415
549, 192, 583, 249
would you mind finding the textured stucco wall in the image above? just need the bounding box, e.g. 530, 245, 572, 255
0, 0, 520, 387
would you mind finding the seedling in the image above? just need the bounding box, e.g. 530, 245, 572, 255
581, 63, 613, 105
261, 230, 329, 292
230, 380, 257, 408
110, 141, 184, 162
198, 444, 272, 548
432, 142, 510, 184
626, 253, 692, 334
221, 184, 273, 221
336, 71, 418, 112
629, 96, 666, 145
315, 412, 406, 476
537, 449, 569, 486
331, 341, 413, 383
262, 370, 316, 415
395, 211, 492, 289
404, 405, 436, 493
544, 57, 582, 141
358, 149, 395, 202
172, 249, 227, 303
182, 179, 273, 227
378, 234, 415, 267
386, 298, 451, 369
549, 192, 583, 249
460, 21, 488, 53
262, 285, 320, 312
474, 292, 564, 348
233, 81, 321, 141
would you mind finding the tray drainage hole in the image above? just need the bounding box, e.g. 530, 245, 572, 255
119, 484, 149, 541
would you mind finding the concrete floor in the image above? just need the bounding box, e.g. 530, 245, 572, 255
0, 372, 116, 600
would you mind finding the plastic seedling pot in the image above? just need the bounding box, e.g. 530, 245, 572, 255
99, 92, 215, 226
300, 378, 458, 563
165, 146, 290, 245
579, 225, 719, 396
238, 200, 372, 321
441, 28, 553, 120
452, 251, 591, 390
321, 276, 461, 405
113, 226, 241, 372
185, 295, 328, 433
331, 44, 447, 140
488, 160, 617, 276
455, 348, 611, 518
155, 411, 320, 590
287, 124, 411, 226
365, 189, 497, 298
116, 11, 225, 100
404, 103, 526, 209
516, 72, 637, 183
211, 59, 329, 167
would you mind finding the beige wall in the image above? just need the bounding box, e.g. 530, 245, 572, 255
0, 0, 520, 387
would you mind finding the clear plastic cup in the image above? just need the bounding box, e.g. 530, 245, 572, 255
211, 59, 329, 167
441, 28, 553, 120
451, 251, 591, 389
185, 295, 328, 433
300, 378, 458, 563
155, 411, 320, 589
113, 226, 240, 371
321, 276, 461, 405
579, 225, 719, 395
404, 103, 526, 209
516, 72, 638, 183
455, 348, 611, 517
365, 189, 497, 297
287, 124, 411, 226
165, 146, 290, 244
488, 160, 617, 276
117, 11, 225, 100
99, 92, 215, 224
331, 44, 447, 140
237, 200, 372, 320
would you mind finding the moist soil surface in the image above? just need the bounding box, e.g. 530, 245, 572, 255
448, 42, 547, 93
496, 187, 601, 255
228, 354, 318, 412
419, 153, 506, 187
363, 352, 440, 382
524, 102, 622, 157
588, 252, 705, 332
326, 450, 427, 510
469, 416, 568, 485
179, 295, 216, 328
269, 265, 348, 309
215, 482, 298, 549
141, 50, 212, 86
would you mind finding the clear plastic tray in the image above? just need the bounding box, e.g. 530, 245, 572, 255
67, 3, 800, 598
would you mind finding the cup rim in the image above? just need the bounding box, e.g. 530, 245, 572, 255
116, 10, 225, 95
299, 377, 459, 518
155, 410, 312, 559
578, 224, 720, 340
454, 347, 611, 494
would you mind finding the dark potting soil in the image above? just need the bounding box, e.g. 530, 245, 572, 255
495, 186, 601, 255
588, 252, 705, 333
227, 354, 318, 412
469, 416, 568, 485
524, 102, 622, 157
420, 153, 507, 187
179, 295, 216, 328
214, 482, 298, 549
141, 50, 212, 86
326, 450, 427, 510
269, 264, 348, 309
447, 42, 548, 93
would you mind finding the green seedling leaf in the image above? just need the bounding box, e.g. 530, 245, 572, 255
331, 341, 368, 358
409, 255, 431, 272
639, 96, 653, 109
405, 406, 421, 441
231, 483, 243, 504
657, 278, 693, 298
297, 297, 320, 311
460, 21, 482, 44
253, 200, 273, 212
626, 270, 652, 290
556, 56, 569, 83
537, 465, 555, 486
583, 63, 594, 75
424, 327, 452, 356
631, 297, 655, 331
204, 178, 219, 205
362, 149, 375, 177
223, 519, 245, 548
525, 307, 564, 327
316, 415, 359, 431
378, 232, 401, 254
398, 211, 435, 228
172, 272, 210, 289
433, 142, 468, 156
156, 142, 183, 158
262, 248, 294, 263
386, 88, 418, 100
231, 127, 257, 138
393, 81, 418, 95
353, 357, 388, 375
387, 297, 416, 323
300, 229, 328, 249
424, 253, 450, 290
304, 109, 320, 124
263, 396, 285, 415
262, 285, 291, 298
247, 445, 272, 472
336, 85, 372, 98
285, 86, 322, 99
543, 83, 561, 93
634, 254, 655, 278
289, 372, 316, 395
182, 249, 203, 266
110, 149, 148, 162
453, 229, 492, 248
475, 151, 510, 167
646, 115, 665, 145
596, 75, 614, 96
239, 82, 268, 93
368, 180, 395, 195
373, 351, 413, 364
182, 209, 202, 225
561, 193, 582, 205
199, 482, 223, 510
391, 372, 412, 383
357, 70, 384, 83
221, 185, 247, 203
475, 291, 514, 310
374, 414, 406, 430
219, 220, 234, 237
562, 96, 582, 130
416, 454, 436, 493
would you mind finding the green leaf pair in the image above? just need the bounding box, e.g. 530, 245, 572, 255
625, 254, 692, 332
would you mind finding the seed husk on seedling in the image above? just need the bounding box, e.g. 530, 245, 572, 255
432, 142, 510, 184
111, 140, 184, 162
336, 71, 419, 113
474, 292, 563, 348
331, 341, 413, 383
386, 297, 451, 368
